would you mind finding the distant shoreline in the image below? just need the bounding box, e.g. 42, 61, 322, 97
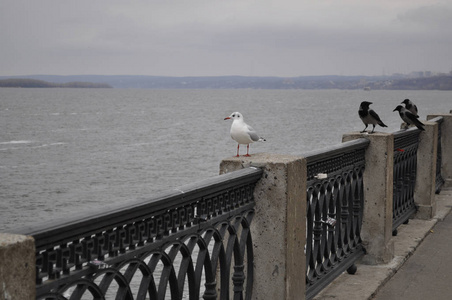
0, 74, 451, 90
0, 78, 112, 88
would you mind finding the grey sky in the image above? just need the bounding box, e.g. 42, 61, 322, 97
1, 0, 451, 77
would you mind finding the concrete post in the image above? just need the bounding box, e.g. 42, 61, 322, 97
342, 133, 394, 264
427, 114, 452, 188
220, 153, 306, 300
0, 233, 35, 300
414, 121, 438, 219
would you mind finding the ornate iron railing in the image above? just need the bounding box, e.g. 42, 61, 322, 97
392, 128, 421, 234
304, 138, 369, 299
429, 116, 445, 194
12, 167, 263, 300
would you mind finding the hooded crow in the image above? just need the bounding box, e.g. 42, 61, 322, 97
358, 101, 388, 133
393, 105, 425, 131
224, 112, 266, 157
401, 99, 419, 118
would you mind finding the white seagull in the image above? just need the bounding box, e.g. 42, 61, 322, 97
224, 112, 266, 157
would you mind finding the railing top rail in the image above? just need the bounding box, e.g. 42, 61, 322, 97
393, 127, 422, 151
392, 126, 422, 138
10, 167, 263, 250
303, 138, 370, 164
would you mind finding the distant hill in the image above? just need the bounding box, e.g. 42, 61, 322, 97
0, 74, 451, 90
0, 78, 112, 88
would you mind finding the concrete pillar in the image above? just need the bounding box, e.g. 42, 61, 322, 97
342, 133, 394, 264
0, 233, 35, 300
427, 114, 452, 188
220, 153, 306, 300
414, 121, 438, 219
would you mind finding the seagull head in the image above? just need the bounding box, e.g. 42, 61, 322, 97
224, 112, 243, 121
393, 105, 404, 112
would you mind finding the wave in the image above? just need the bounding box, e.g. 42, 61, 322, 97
30, 143, 67, 149
0, 141, 66, 151
0, 140, 33, 145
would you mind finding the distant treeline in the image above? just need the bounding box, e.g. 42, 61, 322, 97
0, 78, 112, 88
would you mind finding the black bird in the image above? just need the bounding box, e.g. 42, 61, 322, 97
393, 105, 425, 131
401, 99, 419, 118
359, 101, 388, 133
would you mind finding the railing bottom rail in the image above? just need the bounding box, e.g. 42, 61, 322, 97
306, 246, 365, 300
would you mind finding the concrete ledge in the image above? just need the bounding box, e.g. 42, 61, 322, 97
343, 132, 394, 264
313, 188, 452, 300
220, 153, 307, 300
427, 114, 452, 188
0, 233, 35, 300
414, 121, 438, 219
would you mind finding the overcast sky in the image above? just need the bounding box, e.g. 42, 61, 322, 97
1, 0, 451, 77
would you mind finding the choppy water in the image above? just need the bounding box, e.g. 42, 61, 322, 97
1, 88, 451, 231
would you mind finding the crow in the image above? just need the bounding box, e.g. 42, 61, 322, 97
401, 99, 419, 118
393, 105, 425, 131
358, 101, 388, 133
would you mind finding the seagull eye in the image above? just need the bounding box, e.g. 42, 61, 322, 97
232, 114, 235, 117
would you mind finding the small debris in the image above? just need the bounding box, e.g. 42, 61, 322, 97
89, 259, 108, 269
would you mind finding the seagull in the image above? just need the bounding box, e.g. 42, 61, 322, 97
224, 112, 265, 157
401, 99, 419, 117
393, 105, 425, 131
358, 101, 388, 133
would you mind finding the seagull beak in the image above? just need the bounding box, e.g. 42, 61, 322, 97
224, 117, 231, 120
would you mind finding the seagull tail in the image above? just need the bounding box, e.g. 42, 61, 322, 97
258, 137, 266, 142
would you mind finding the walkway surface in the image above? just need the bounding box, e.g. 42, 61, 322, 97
313, 187, 452, 300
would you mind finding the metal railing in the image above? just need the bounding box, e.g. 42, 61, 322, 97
5, 112, 447, 299
304, 138, 369, 299
12, 167, 263, 300
392, 128, 421, 235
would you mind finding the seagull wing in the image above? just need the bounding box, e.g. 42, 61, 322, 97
246, 124, 260, 142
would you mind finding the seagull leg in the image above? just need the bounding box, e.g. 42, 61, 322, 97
244, 144, 251, 157
236, 144, 240, 157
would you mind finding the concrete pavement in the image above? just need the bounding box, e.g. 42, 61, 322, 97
313, 187, 452, 300
373, 197, 452, 300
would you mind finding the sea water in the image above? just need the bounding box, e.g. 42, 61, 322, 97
1, 88, 451, 231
